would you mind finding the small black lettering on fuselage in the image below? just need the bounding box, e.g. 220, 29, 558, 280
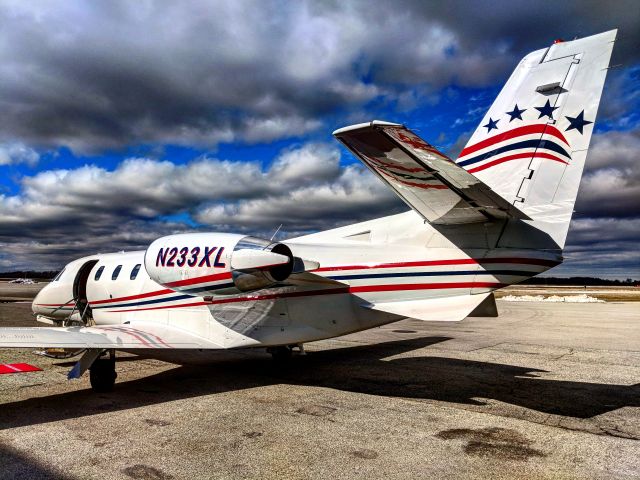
156, 247, 226, 268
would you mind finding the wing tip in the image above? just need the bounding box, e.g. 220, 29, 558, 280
332, 120, 403, 137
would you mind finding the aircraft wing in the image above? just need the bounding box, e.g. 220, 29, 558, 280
333, 121, 528, 224
0, 323, 223, 349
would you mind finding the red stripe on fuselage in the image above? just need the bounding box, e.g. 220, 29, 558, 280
89, 273, 232, 306
164, 271, 232, 287
315, 258, 477, 272
315, 256, 557, 272
89, 257, 558, 307
349, 282, 503, 293
107, 281, 505, 313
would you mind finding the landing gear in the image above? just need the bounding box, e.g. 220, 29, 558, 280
267, 344, 305, 362
89, 350, 117, 392
267, 345, 293, 362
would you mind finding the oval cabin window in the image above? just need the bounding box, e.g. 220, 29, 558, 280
130, 264, 141, 280
94, 265, 105, 281
112, 265, 122, 280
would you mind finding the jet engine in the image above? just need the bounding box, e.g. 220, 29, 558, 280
144, 233, 306, 297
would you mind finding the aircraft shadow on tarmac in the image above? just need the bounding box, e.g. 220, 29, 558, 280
0, 335, 638, 430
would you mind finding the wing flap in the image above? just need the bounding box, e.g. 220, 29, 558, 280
0, 323, 223, 349
364, 292, 493, 322
333, 121, 528, 224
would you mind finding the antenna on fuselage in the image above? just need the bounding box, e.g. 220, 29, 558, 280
269, 224, 283, 242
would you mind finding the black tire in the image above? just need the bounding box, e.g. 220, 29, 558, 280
270, 346, 293, 362
89, 358, 117, 392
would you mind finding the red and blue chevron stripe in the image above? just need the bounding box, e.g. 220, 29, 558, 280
456, 124, 571, 173
80, 256, 558, 313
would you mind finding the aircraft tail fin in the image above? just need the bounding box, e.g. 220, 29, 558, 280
456, 30, 616, 248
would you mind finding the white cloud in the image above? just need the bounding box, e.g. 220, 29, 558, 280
195, 165, 398, 230
269, 143, 341, 185
0, 143, 39, 166
0, 142, 402, 268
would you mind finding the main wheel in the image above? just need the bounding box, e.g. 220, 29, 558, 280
268, 346, 293, 362
89, 357, 117, 392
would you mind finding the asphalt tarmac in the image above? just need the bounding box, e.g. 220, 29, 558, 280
0, 292, 638, 479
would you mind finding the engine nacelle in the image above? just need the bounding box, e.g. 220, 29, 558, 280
144, 233, 294, 296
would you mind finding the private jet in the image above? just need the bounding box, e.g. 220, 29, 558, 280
0, 30, 616, 392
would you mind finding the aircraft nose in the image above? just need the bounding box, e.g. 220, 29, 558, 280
32, 287, 45, 315
32, 282, 56, 316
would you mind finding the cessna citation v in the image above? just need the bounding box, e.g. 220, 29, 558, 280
0, 31, 616, 391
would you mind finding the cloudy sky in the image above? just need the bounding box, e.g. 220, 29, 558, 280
0, 0, 638, 278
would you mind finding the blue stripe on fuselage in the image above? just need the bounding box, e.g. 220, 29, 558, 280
92, 294, 193, 310
93, 270, 535, 311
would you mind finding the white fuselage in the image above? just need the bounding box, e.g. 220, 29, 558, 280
32, 210, 560, 349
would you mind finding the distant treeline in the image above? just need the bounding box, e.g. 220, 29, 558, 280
524, 276, 639, 286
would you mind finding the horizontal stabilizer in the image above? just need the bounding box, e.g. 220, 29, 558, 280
333, 121, 527, 224
364, 292, 494, 322
0, 323, 224, 350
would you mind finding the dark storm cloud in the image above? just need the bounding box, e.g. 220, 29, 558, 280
0, 0, 636, 152
575, 128, 640, 218
0, 219, 187, 271
557, 217, 640, 278
0, 2, 364, 151
400, 0, 640, 63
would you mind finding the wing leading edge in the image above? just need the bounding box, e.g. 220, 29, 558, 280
0, 323, 224, 350
333, 121, 528, 224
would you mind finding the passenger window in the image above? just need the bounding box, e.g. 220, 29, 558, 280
94, 266, 105, 281
53, 268, 65, 282
130, 264, 141, 280
112, 265, 122, 280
